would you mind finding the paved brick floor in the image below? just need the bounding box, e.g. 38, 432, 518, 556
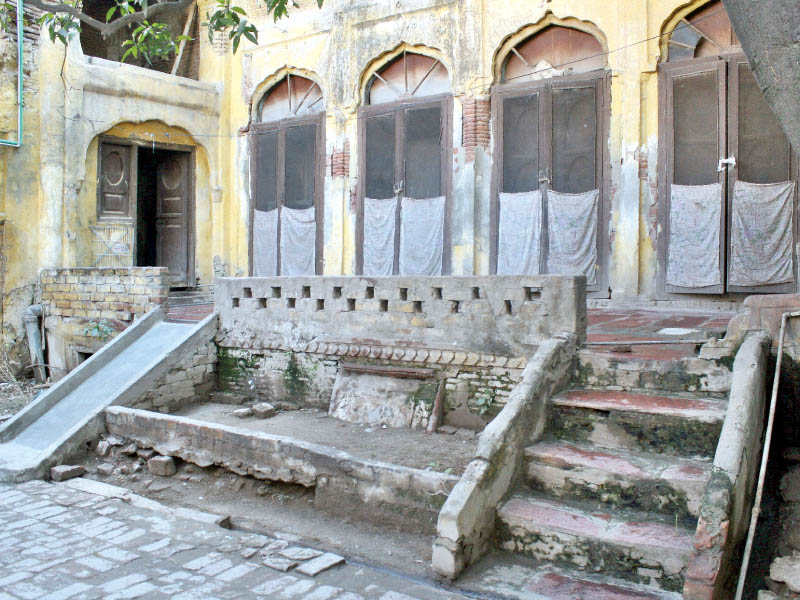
0, 480, 466, 600
586, 308, 736, 360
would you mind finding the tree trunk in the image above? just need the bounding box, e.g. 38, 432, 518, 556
722, 0, 800, 150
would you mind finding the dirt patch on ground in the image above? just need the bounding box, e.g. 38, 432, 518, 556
0, 377, 37, 420
175, 402, 478, 474
79, 448, 441, 581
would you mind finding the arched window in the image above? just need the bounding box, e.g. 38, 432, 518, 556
501, 25, 604, 83
358, 51, 452, 276
492, 25, 608, 294
250, 74, 325, 276
659, 1, 797, 296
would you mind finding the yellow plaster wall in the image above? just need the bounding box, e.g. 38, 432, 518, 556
207, 0, 704, 287
0, 0, 745, 352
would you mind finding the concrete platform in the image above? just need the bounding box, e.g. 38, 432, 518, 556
586, 308, 736, 361
104, 406, 463, 535
175, 402, 477, 474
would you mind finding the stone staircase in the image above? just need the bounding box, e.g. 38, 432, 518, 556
494, 346, 731, 597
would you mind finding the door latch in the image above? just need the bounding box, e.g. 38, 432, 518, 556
717, 156, 736, 172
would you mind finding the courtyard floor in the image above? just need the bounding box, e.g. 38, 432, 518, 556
0, 479, 468, 600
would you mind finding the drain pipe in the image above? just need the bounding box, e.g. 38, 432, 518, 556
0, 0, 24, 148
23, 304, 45, 383
734, 310, 800, 600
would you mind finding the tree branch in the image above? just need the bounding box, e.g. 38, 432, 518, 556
25, 0, 194, 38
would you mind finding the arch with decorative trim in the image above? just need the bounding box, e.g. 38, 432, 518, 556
489, 18, 610, 296
656, 0, 798, 299
249, 70, 326, 276
356, 43, 454, 276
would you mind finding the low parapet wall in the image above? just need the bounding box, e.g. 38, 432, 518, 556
432, 334, 577, 578
215, 276, 586, 358
683, 331, 771, 599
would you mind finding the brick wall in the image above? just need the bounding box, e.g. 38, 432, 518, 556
40, 267, 169, 323
130, 340, 217, 413
462, 96, 490, 163
216, 345, 526, 424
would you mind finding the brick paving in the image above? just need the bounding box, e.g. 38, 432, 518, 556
586, 308, 737, 360
0, 480, 467, 600
166, 303, 214, 324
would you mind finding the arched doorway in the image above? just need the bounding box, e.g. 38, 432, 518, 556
658, 1, 798, 296
97, 136, 195, 287
357, 50, 453, 276
249, 73, 325, 276
490, 24, 609, 295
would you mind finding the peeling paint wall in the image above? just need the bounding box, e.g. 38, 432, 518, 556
0, 0, 758, 354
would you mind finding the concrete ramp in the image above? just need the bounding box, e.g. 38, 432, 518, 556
0, 309, 217, 482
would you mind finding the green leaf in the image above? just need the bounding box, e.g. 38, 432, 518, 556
105, 5, 116, 21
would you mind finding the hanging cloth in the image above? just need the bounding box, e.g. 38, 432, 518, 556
280, 206, 316, 276
497, 190, 542, 275
399, 196, 445, 276
546, 189, 599, 285
666, 183, 722, 288
729, 180, 796, 287
252, 209, 278, 277
363, 197, 397, 276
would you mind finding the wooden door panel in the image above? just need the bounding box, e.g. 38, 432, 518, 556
660, 59, 726, 295
727, 56, 797, 293
156, 153, 190, 286
98, 143, 132, 220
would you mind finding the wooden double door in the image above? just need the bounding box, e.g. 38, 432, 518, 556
659, 54, 798, 295
490, 71, 610, 294
98, 139, 194, 287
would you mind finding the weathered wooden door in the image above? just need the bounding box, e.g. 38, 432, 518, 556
98, 143, 132, 220
659, 55, 798, 296
156, 152, 191, 287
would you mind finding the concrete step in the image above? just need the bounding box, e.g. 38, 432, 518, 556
525, 440, 711, 521
576, 348, 732, 395
496, 494, 693, 593
458, 551, 683, 600
550, 389, 725, 458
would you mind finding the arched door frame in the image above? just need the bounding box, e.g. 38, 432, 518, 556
489, 24, 611, 296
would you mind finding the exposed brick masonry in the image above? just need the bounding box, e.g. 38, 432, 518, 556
130, 340, 217, 413
331, 139, 350, 177
462, 96, 490, 163
40, 267, 169, 323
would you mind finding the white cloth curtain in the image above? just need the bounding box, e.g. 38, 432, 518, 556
363, 197, 397, 276
252, 209, 278, 277
280, 207, 316, 276
666, 183, 722, 288
399, 196, 445, 276
546, 189, 599, 285
497, 190, 542, 275
729, 180, 796, 287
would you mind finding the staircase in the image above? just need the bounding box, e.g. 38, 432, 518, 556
494, 346, 730, 597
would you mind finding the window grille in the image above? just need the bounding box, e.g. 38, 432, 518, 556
90, 224, 134, 267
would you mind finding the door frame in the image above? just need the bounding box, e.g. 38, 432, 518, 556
248, 111, 326, 276
355, 92, 454, 275
97, 135, 197, 288
656, 54, 798, 299
490, 69, 611, 296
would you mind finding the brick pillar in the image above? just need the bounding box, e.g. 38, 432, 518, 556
462, 97, 490, 163
331, 140, 350, 177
